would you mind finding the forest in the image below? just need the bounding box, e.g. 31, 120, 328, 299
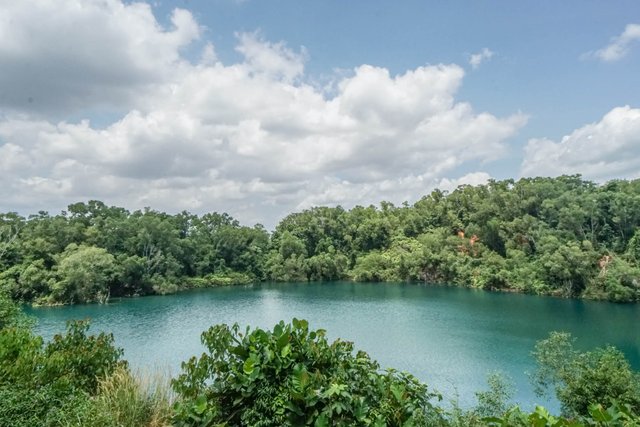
1, 175, 640, 305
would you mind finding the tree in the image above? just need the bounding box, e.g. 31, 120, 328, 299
0, 213, 22, 268
531, 332, 640, 417
52, 245, 119, 304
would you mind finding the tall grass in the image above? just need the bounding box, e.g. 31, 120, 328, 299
88, 366, 174, 427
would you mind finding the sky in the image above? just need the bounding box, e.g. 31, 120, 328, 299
1, 0, 639, 228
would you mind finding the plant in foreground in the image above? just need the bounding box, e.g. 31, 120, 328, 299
172, 318, 443, 426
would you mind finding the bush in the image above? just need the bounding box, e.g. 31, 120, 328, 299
483, 401, 640, 426
184, 272, 253, 289
0, 290, 31, 330
40, 320, 126, 393
172, 319, 443, 426
474, 372, 515, 418
0, 319, 126, 426
0, 384, 92, 427
531, 332, 640, 417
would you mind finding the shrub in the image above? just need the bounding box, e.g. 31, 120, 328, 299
40, 320, 126, 394
172, 318, 443, 426
474, 372, 515, 418
0, 383, 91, 427
0, 319, 126, 426
483, 401, 640, 426
0, 290, 31, 330
531, 332, 640, 417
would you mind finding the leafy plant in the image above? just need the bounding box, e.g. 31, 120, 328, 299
0, 319, 126, 426
531, 332, 640, 417
172, 318, 443, 426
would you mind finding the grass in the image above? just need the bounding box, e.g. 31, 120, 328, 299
86, 366, 174, 427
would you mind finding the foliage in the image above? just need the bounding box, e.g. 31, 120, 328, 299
172, 318, 443, 426
0, 383, 92, 427
81, 366, 173, 427
531, 332, 640, 417
474, 372, 515, 418
483, 401, 640, 426
52, 244, 119, 304
2, 176, 640, 304
0, 316, 126, 426
0, 290, 31, 329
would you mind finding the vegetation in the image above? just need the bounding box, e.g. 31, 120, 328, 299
2, 175, 639, 424
1, 176, 640, 306
531, 332, 640, 417
0, 292, 172, 427
172, 318, 443, 426
0, 295, 639, 425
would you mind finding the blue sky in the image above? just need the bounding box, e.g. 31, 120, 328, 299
0, 0, 639, 226
158, 1, 639, 128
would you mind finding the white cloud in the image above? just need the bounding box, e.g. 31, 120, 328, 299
436, 172, 492, 193
469, 48, 494, 69
521, 106, 640, 181
0, 0, 526, 227
295, 172, 493, 211
235, 31, 307, 82
585, 23, 640, 62
0, 0, 200, 117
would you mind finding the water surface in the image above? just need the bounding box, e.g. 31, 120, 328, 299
28, 282, 640, 410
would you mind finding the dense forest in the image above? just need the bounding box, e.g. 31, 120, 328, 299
1, 175, 640, 305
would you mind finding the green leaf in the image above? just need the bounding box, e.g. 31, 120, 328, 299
277, 332, 289, 350
243, 358, 255, 374
314, 413, 329, 427
281, 344, 291, 358
194, 395, 207, 415
390, 384, 404, 402
273, 322, 283, 337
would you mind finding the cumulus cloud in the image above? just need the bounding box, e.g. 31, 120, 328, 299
235, 31, 307, 82
521, 106, 640, 181
585, 23, 640, 62
469, 48, 494, 69
0, 0, 201, 117
0, 0, 526, 227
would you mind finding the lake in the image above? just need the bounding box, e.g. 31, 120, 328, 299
27, 282, 640, 411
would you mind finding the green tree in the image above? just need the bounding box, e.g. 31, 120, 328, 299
531, 332, 640, 417
52, 245, 119, 304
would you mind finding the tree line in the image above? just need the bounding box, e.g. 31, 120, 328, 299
1, 175, 640, 305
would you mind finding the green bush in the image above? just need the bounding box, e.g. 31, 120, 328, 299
0, 384, 92, 427
172, 319, 443, 426
0, 319, 126, 426
40, 320, 126, 393
474, 372, 515, 418
0, 291, 31, 330
483, 401, 640, 426
184, 272, 253, 288
531, 332, 640, 417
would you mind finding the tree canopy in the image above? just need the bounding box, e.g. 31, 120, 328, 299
1, 175, 640, 304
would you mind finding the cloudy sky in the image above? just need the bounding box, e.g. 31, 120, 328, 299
1, 0, 639, 227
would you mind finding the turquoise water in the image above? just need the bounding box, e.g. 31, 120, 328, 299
27, 282, 640, 410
